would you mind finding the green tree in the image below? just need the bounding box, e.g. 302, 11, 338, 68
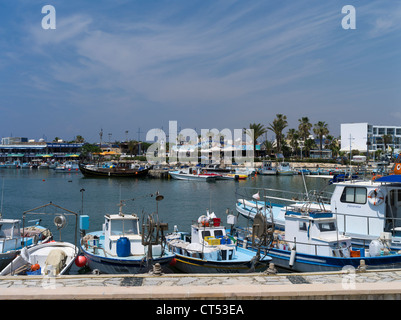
298, 117, 312, 142
313, 121, 329, 156
75, 135, 85, 143
268, 114, 288, 154
383, 134, 393, 153
244, 123, 267, 155
286, 128, 299, 156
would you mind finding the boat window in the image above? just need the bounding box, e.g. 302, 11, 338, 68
111, 220, 138, 235
340, 187, 367, 204
214, 230, 224, 238
318, 222, 336, 232
202, 231, 211, 239
299, 222, 307, 231
0, 224, 13, 238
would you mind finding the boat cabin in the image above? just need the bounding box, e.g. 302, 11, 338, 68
0, 219, 21, 254
330, 176, 401, 244
191, 216, 230, 245
103, 214, 145, 256
284, 210, 351, 257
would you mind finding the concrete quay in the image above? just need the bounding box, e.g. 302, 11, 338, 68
1, 268, 401, 300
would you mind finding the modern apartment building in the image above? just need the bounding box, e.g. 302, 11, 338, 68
341, 123, 401, 155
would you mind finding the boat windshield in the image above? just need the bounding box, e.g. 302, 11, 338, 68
111, 220, 138, 236
0, 223, 19, 238
318, 222, 336, 232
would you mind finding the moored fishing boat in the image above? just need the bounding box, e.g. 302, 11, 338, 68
80, 199, 175, 274
0, 203, 79, 276
236, 208, 401, 272
0, 218, 52, 271
169, 167, 219, 181
165, 210, 271, 273
259, 160, 277, 175
277, 162, 295, 175
79, 162, 149, 177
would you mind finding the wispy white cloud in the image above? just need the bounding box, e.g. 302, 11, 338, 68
1, 1, 400, 140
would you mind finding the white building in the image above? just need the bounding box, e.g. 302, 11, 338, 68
341, 123, 401, 155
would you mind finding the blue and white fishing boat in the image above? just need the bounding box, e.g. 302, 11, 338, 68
165, 210, 271, 273
169, 167, 219, 181
259, 160, 277, 175
80, 201, 175, 274
277, 162, 295, 175
54, 161, 80, 172
0, 217, 52, 271
236, 206, 401, 273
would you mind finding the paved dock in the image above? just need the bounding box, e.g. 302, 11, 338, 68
2, 267, 401, 300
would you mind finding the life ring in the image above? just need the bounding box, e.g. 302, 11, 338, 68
368, 188, 385, 206
198, 215, 208, 226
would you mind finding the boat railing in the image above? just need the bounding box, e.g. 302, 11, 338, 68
236, 187, 332, 208
235, 228, 347, 257
333, 211, 401, 241
84, 242, 116, 257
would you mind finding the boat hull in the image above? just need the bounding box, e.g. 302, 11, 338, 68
0, 251, 18, 272
170, 248, 270, 274
237, 239, 401, 272
82, 248, 175, 274
169, 171, 216, 181
79, 164, 149, 178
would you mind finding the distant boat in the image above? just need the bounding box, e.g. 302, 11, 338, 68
79, 162, 149, 177
54, 161, 80, 172
169, 167, 219, 181
259, 160, 277, 175
166, 210, 271, 273
277, 162, 295, 175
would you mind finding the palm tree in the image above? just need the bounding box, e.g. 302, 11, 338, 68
262, 140, 274, 157
313, 121, 329, 157
304, 138, 317, 157
286, 129, 299, 156
298, 117, 312, 143
268, 114, 288, 154
383, 134, 393, 153
244, 123, 267, 156
326, 135, 340, 158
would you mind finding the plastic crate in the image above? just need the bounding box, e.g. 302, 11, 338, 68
204, 236, 220, 245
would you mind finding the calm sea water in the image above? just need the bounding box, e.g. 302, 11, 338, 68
0, 168, 332, 244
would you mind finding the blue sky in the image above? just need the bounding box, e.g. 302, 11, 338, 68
0, 0, 400, 143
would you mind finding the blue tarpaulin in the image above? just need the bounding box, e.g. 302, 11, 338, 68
375, 175, 401, 183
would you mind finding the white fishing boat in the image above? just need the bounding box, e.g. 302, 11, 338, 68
236, 154, 401, 252
169, 167, 219, 181
80, 198, 175, 274
165, 210, 271, 273
0, 241, 77, 276
236, 209, 401, 272
277, 162, 295, 175
259, 160, 277, 175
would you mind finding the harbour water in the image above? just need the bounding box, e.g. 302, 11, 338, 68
0, 168, 331, 245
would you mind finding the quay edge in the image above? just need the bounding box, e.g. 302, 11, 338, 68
2, 268, 401, 300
